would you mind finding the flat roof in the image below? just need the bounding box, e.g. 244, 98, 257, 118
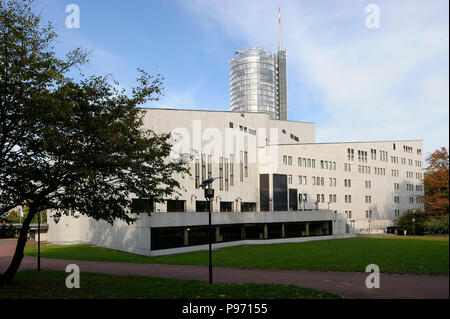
273, 140, 423, 146
141, 107, 315, 124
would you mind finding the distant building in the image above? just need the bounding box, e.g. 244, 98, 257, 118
230, 8, 287, 120
230, 47, 287, 120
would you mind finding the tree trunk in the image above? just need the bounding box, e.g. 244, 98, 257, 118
0, 206, 37, 284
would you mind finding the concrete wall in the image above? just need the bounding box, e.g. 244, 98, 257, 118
48, 210, 353, 256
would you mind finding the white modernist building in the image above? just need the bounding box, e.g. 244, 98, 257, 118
48, 108, 424, 256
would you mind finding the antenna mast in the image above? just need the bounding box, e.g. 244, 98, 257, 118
278, 8, 282, 51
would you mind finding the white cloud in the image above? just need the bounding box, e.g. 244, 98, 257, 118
181, 0, 449, 154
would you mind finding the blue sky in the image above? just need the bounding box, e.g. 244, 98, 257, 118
35, 0, 448, 156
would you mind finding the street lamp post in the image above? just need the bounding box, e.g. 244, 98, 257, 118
412, 210, 416, 236
205, 188, 214, 284
200, 177, 220, 284
38, 211, 41, 271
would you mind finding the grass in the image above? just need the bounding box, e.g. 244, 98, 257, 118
24, 236, 449, 275
0, 270, 340, 299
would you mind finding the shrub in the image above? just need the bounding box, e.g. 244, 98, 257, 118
424, 215, 449, 234
395, 210, 427, 235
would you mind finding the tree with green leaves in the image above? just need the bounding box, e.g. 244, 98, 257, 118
395, 209, 427, 235
0, 0, 189, 283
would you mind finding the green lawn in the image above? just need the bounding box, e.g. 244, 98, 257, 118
0, 270, 339, 299
24, 236, 449, 275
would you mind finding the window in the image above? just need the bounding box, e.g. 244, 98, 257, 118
229, 155, 234, 186
308, 159, 311, 167
312, 159, 316, 168
283, 155, 287, 165
201, 154, 206, 181
224, 158, 229, 191
240, 151, 244, 182
288, 156, 292, 166
207, 155, 212, 189
195, 159, 200, 189
298, 175, 303, 184
288, 175, 292, 184
229, 122, 234, 128
303, 176, 307, 185
219, 157, 223, 191
244, 151, 248, 177
298, 157, 302, 167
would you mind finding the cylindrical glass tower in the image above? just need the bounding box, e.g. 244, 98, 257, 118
230, 48, 277, 118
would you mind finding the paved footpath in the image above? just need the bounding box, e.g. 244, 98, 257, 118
0, 239, 448, 299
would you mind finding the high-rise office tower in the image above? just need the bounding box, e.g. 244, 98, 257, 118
230, 9, 287, 120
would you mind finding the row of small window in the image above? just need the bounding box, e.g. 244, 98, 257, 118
290, 175, 337, 187
320, 160, 337, 170
365, 210, 373, 218
402, 145, 422, 156
283, 156, 316, 168
394, 196, 423, 204
344, 179, 372, 189
378, 150, 388, 162
406, 171, 423, 179
374, 167, 386, 175
281, 130, 300, 142
230, 122, 258, 136
348, 148, 388, 162
395, 183, 423, 192
290, 134, 300, 142
391, 157, 421, 167
359, 165, 371, 174
359, 150, 368, 162
403, 145, 413, 153
313, 194, 338, 203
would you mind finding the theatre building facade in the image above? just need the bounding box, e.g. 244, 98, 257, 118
48, 108, 424, 256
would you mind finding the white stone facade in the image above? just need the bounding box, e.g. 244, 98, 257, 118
47, 108, 424, 255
